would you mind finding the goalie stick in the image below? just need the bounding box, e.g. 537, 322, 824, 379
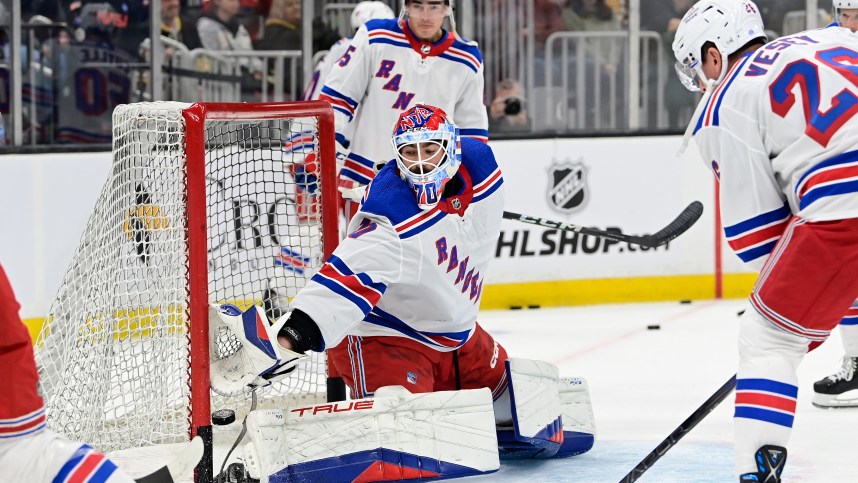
134, 437, 205, 483
619, 375, 737, 483
502, 201, 704, 249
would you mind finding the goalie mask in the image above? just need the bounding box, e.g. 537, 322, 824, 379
672, 0, 766, 92
391, 104, 461, 210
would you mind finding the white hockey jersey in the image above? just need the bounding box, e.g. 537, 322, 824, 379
291, 138, 503, 351
690, 26, 858, 270
318, 18, 489, 185
303, 37, 350, 101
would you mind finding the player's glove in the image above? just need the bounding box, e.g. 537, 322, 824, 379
337, 177, 367, 203
208, 304, 306, 396
290, 153, 319, 194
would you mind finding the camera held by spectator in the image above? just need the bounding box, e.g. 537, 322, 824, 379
488, 79, 530, 134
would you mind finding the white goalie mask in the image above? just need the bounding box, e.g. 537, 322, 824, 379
672, 0, 767, 92
391, 104, 462, 210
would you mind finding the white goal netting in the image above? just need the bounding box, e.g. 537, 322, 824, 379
34, 101, 336, 452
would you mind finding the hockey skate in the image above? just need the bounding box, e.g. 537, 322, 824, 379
739, 445, 786, 482
812, 356, 858, 408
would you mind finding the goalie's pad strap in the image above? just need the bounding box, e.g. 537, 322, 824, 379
244, 386, 500, 482
500, 358, 563, 459
556, 377, 596, 458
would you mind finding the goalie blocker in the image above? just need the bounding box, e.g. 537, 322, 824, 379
211, 303, 595, 482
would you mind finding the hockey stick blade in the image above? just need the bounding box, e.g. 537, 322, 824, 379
618, 375, 737, 483
502, 201, 703, 248
135, 436, 204, 483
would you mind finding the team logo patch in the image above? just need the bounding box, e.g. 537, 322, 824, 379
451, 197, 462, 210
406, 371, 418, 385
546, 157, 589, 215
421, 44, 431, 54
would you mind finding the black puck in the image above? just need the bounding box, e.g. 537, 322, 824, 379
679, 299, 692, 304
527, 305, 541, 309
212, 408, 236, 425
510, 305, 522, 310
647, 324, 661, 330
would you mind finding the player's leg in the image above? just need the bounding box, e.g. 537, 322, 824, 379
735, 217, 858, 481
812, 299, 858, 408
453, 323, 595, 459
0, 263, 47, 440
325, 335, 438, 397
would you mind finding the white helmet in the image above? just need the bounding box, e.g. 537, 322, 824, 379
672, 0, 767, 92
351, 1, 395, 30
834, 0, 858, 27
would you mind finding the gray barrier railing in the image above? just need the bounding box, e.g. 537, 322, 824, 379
537, 30, 667, 132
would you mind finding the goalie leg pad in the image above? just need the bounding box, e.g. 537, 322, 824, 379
243, 386, 500, 482
496, 358, 564, 460
556, 377, 596, 458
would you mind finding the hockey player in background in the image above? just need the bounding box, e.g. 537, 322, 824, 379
209, 104, 595, 481
317, 0, 489, 219
673, 0, 858, 480
809, 0, 858, 410
0, 263, 201, 482
302, 1, 396, 101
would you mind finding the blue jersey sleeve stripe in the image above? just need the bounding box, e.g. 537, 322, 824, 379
311, 273, 373, 314
340, 167, 373, 185
795, 149, 858, 190
473, 178, 503, 203
799, 179, 858, 210
723, 204, 791, 237
319, 86, 358, 108
736, 240, 778, 263
328, 255, 387, 294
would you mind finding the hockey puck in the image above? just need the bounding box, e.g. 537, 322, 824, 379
647, 324, 661, 330
527, 304, 541, 309
679, 299, 692, 304
737, 309, 746, 317
212, 409, 236, 426
510, 305, 523, 310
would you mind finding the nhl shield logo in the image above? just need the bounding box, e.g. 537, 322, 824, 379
546, 158, 589, 214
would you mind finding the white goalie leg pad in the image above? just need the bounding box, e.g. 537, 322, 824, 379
208, 304, 306, 396
243, 386, 500, 483
556, 377, 596, 457
497, 358, 564, 459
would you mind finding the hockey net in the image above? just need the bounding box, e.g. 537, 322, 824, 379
33, 102, 339, 475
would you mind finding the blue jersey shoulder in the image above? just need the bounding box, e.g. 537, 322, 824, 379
364, 18, 402, 34
450, 38, 484, 64
460, 137, 498, 183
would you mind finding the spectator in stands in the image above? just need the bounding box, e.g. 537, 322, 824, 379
161, 0, 202, 51
562, 0, 622, 75
755, 0, 808, 37
488, 79, 531, 134
197, 0, 264, 74
639, 0, 697, 129
532, 0, 566, 52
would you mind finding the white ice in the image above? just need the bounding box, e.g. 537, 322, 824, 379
465, 299, 858, 482
199, 299, 858, 482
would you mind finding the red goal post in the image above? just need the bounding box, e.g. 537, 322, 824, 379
35, 101, 340, 482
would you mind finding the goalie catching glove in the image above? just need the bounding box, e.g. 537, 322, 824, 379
208, 304, 306, 396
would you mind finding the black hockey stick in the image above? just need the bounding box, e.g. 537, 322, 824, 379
618, 375, 737, 483
502, 201, 704, 249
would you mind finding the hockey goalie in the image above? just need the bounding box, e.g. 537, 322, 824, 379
208, 104, 596, 482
